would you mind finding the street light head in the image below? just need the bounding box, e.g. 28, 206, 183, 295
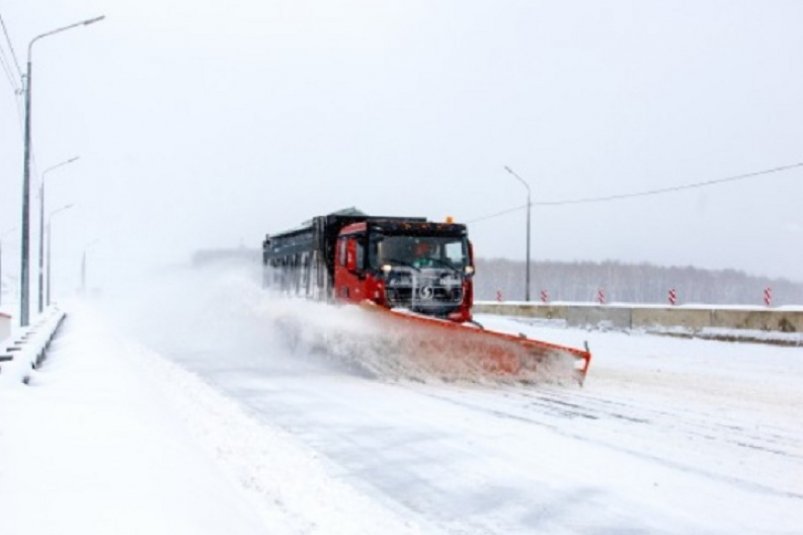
505, 165, 531, 191
49, 203, 75, 219
83, 15, 106, 26
42, 155, 81, 179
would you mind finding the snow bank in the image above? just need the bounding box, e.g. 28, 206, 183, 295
0, 304, 424, 535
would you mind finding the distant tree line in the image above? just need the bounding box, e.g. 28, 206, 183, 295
474, 258, 803, 306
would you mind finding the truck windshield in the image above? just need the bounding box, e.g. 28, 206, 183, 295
369, 235, 468, 271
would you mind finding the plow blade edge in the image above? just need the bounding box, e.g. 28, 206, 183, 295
362, 303, 592, 385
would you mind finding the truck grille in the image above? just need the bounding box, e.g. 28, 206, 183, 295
384, 273, 463, 309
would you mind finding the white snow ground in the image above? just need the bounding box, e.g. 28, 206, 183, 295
2, 263, 801, 534
0, 306, 423, 535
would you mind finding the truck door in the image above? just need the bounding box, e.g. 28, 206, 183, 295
334, 234, 366, 302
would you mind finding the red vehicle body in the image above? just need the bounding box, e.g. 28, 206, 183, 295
263, 209, 475, 322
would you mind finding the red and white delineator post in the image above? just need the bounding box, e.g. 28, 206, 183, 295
668, 288, 678, 306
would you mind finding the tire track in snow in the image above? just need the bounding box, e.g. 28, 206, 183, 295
403, 383, 803, 501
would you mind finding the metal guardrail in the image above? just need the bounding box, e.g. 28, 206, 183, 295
0, 308, 67, 385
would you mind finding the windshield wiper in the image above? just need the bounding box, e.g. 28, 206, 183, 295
382, 258, 420, 272
424, 257, 461, 273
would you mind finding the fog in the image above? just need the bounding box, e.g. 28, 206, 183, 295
2, 0, 802, 301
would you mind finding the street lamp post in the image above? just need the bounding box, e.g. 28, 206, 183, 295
38, 156, 79, 313
46, 204, 74, 307
504, 166, 532, 302
0, 227, 17, 308
19, 15, 104, 326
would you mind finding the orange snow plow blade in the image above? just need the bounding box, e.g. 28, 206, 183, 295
361, 303, 592, 385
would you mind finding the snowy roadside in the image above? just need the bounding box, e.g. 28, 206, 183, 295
0, 304, 425, 535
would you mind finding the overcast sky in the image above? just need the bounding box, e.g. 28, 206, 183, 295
2, 0, 802, 295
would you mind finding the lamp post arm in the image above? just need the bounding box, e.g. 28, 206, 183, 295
48, 204, 75, 221
42, 156, 80, 179
504, 165, 531, 198
27, 16, 105, 56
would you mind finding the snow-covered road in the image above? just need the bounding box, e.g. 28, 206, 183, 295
162, 332, 801, 533
103, 265, 802, 534
3, 263, 800, 534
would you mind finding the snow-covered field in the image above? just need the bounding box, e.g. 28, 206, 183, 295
1, 264, 801, 534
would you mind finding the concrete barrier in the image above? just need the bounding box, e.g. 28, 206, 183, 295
711, 309, 802, 333
632, 307, 712, 331
474, 301, 803, 334
566, 306, 632, 329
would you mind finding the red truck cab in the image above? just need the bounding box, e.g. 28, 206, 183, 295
333, 220, 474, 322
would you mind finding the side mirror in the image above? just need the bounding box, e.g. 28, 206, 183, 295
466, 240, 475, 277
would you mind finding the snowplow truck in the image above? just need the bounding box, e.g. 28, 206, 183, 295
262, 208, 591, 384
262, 208, 474, 322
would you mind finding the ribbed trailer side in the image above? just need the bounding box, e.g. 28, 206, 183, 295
263, 223, 317, 295
263, 213, 375, 299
